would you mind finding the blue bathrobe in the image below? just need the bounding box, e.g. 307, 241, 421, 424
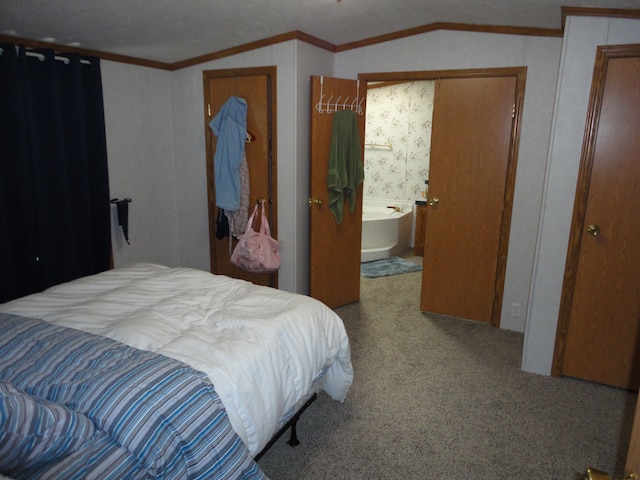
209, 96, 247, 211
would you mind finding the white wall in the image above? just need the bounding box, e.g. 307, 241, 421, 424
336, 31, 563, 333
523, 15, 640, 375
291, 42, 335, 293
102, 62, 181, 267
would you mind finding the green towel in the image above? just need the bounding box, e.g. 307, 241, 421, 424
327, 110, 364, 224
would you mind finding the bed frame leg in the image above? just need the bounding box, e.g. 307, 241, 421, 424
254, 393, 317, 461
287, 421, 300, 447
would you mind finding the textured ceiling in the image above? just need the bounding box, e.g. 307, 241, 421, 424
1, 0, 640, 64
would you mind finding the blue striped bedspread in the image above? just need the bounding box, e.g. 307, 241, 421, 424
0, 313, 266, 480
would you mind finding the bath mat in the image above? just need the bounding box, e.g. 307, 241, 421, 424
360, 256, 422, 278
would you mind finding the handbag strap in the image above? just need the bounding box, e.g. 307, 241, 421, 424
243, 203, 260, 235
259, 202, 272, 236
243, 201, 273, 236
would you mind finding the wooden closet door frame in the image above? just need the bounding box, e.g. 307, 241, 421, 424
552, 44, 640, 383
358, 67, 526, 327
203, 66, 278, 287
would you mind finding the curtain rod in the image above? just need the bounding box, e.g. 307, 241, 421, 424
0, 46, 91, 65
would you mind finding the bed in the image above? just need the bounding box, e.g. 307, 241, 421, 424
0, 262, 353, 479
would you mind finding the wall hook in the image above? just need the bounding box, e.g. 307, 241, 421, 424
110, 198, 132, 244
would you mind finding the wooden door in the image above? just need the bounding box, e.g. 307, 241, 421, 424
413, 204, 428, 256
419, 75, 518, 324
203, 67, 277, 287
553, 45, 640, 390
309, 76, 366, 308
627, 392, 640, 478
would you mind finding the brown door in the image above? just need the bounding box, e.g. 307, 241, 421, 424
309, 76, 366, 308
627, 392, 640, 477
554, 45, 640, 390
420, 75, 517, 324
203, 67, 278, 287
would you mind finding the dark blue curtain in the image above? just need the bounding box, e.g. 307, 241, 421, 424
0, 44, 111, 303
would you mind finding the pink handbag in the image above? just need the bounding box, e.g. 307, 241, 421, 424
230, 201, 281, 274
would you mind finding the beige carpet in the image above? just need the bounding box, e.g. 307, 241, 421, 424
258, 263, 637, 479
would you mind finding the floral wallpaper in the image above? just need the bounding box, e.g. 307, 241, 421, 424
363, 80, 435, 202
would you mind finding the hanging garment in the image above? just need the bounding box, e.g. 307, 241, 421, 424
215, 207, 229, 239
327, 110, 364, 224
225, 152, 250, 238
209, 96, 247, 211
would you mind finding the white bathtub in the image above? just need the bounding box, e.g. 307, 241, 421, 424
361, 200, 412, 263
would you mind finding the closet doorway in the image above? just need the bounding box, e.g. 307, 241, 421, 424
203, 67, 278, 287
553, 44, 640, 390
359, 67, 526, 326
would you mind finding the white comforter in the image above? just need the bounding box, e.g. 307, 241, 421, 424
0, 263, 353, 456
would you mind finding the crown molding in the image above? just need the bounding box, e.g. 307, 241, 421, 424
335, 22, 562, 53
170, 31, 335, 71
561, 6, 640, 29
2, 7, 638, 71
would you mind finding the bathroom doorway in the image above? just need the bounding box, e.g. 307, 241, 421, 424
360, 80, 435, 263
360, 67, 526, 327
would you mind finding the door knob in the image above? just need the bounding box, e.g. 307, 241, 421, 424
583, 466, 637, 479
583, 467, 611, 480
428, 197, 439, 206
587, 224, 601, 236
308, 198, 323, 206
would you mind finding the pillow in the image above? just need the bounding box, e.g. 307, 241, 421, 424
0, 382, 96, 473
